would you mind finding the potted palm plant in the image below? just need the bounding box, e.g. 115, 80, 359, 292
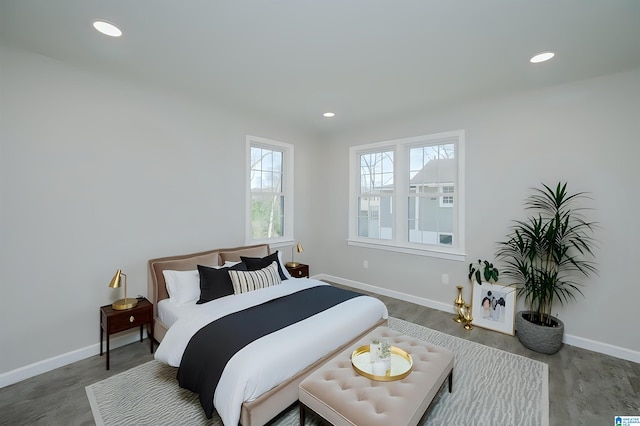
496, 182, 598, 354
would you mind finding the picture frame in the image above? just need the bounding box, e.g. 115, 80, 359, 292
471, 281, 516, 335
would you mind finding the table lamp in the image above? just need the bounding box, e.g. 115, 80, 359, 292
108, 269, 138, 310
286, 243, 303, 267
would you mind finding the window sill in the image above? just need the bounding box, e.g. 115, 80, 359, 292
347, 239, 466, 262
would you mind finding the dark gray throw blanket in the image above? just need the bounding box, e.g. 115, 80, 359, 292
177, 285, 364, 419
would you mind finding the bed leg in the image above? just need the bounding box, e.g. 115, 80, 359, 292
448, 369, 453, 393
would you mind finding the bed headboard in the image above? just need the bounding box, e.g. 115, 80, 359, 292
147, 243, 270, 342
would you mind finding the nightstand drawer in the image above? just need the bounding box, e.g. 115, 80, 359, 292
109, 309, 152, 333
286, 263, 309, 278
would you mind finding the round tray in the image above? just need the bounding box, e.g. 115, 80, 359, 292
351, 345, 413, 382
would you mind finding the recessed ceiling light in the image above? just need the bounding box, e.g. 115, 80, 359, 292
93, 20, 122, 37
530, 52, 555, 63
323, 112, 336, 118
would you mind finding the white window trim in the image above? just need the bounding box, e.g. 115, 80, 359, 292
348, 130, 466, 262
246, 135, 294, 246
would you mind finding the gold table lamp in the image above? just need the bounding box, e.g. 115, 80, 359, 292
285, 243, 303, 267
108, 269, 138, 310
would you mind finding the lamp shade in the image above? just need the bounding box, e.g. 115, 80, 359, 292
108, 269, 123, 289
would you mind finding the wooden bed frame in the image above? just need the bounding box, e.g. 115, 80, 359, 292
148, 244, 386, 426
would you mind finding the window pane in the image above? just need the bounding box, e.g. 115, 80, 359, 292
251, 194, 284, 239
251, 146, 284, 193
408, 195, 453, 245
408, 142, 456, 247
358, 196, 393, 240
360, 151, 393, 194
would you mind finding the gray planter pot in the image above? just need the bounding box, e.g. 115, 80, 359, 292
516, 311, 564, 354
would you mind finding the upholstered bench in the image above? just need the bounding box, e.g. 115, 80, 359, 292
298, 326, 454, 426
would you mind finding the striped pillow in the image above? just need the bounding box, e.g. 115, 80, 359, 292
229, 261, 281, 294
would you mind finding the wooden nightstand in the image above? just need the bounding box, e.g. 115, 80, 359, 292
286, 263, 309, 278
100, 297, 153, 370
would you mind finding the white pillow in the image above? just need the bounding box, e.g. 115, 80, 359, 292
162, 269, 200, 305
228, 261, 281, 294
277, 251, 293, 279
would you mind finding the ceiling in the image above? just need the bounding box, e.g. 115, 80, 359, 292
2, 1, 640, 136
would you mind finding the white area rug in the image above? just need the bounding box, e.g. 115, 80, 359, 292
86, 317, 548, 426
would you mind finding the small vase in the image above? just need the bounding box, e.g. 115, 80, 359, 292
369, 343, 380, 362
382, 356, 391, 375
372, 361, 386, 376
453, 285, 465, 323
462, 304, 473, 330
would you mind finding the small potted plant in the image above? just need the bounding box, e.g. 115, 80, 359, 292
379, 340, 391, 373
468, 259, 499, 285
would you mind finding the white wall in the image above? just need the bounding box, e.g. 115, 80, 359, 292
314, 69, 640, 356
2, 43, 638, 379
0, 45, 315, 375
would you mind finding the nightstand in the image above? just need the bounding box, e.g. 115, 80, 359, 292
100, 297, 153, 370
286, 263, 309, 278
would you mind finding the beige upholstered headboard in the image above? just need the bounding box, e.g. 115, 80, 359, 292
147, 243, 270, 342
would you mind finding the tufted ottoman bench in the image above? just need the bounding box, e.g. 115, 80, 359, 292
298, 326, 454, 426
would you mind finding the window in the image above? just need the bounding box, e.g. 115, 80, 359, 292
440, 185, 454, 207
246, 136, 293, 245
349, 130, 465, 261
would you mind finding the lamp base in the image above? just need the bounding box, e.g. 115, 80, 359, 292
285, 262, 300, 267
112, 298, 138, 310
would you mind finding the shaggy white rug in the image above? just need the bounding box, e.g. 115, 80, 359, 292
86, 317, 548, 425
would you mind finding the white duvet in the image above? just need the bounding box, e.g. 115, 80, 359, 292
154, 279, 388, 426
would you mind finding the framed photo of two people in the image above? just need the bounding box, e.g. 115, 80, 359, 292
471, 281, 516, 335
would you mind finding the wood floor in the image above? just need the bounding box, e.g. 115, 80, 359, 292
1, 285, 638, 426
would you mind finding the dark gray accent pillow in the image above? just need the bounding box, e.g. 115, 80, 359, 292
240, 251, 288, 281
196, 262, 247, 304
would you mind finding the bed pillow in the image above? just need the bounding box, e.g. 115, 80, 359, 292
228, 261, 281, 295
240, 251, 288, 281
162, 270, 200, 305
278, 251, 293, 279
197, 262, 247, 304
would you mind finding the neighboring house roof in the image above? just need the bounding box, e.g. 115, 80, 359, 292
410, 158, 455, 185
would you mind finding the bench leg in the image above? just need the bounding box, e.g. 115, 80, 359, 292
448, 369, 453, 393
299, 402, 306, 425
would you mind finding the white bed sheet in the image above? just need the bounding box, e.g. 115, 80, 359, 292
157, 298, 197, 328
154, 279, 388, 426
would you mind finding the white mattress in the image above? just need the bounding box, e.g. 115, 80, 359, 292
154, 278, 388, 426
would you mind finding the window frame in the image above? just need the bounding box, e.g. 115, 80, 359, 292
348, 130, 466, 261
246, 135, 294, 247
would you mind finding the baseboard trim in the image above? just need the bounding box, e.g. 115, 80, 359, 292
315, 273, 456, 314
316, 273, 640, 364
3, 274, 637, 388
0, 332, 143, 388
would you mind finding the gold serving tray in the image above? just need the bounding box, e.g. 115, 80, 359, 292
351, 345, 413, 382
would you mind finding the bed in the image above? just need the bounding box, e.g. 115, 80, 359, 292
148, 244, 388, 426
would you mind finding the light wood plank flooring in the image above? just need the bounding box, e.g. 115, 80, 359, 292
1, 285, 638, 425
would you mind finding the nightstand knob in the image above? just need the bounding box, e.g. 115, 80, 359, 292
129, 316, 135, 323
298, 271, 302, 276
